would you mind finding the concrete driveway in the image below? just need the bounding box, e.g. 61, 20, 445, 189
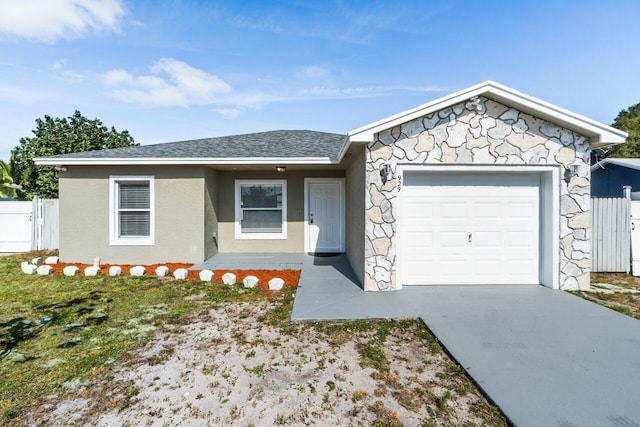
415, 285, 640, 427
291, 261, 640, 426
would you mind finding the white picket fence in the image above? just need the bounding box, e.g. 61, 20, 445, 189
0, 196, 58, 252
0, 201, 32, 252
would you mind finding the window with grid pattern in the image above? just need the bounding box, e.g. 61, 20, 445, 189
235, 180, 287, 239
109, 176, 154, 245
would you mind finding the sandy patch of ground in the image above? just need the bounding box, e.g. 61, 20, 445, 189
29, 301, 504, 426
577, 273, 640, 319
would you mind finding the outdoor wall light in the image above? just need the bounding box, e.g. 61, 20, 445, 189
564, 163, 580, 183
380, 162, 392, 184
275, 166, 286, 173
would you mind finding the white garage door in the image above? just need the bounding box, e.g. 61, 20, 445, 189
401, 173, 540, 285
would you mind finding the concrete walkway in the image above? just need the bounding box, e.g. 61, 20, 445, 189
289, 257, 640, 427
192, 252, 307, 271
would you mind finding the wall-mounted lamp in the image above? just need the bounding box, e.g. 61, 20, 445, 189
564, 163, 580, 183
380, 162, 392, 185
54, 165, 67, 172
275, 166, 286, 173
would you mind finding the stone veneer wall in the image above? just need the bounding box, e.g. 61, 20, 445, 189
364, 96, 591, 291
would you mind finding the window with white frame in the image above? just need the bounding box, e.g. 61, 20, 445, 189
235, 180, 287, 239
109, 176, 154, 245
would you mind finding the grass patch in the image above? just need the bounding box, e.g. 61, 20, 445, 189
570, 273, 640, 320
0, 252, 286, 425
1, 253, 508, 426
360, 341, 389, 372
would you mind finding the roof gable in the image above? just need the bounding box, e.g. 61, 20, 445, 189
348, 81, 627, 147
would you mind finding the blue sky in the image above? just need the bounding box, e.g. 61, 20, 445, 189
0, 0, 639, 161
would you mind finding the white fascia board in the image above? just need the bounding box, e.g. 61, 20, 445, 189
335, 135, 352, 163
33, 156, 337, 166
347, 80, 627, 146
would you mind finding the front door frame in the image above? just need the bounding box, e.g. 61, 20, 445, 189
304, 177, 346, 253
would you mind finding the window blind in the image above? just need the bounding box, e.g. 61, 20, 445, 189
118, 182, 150, 237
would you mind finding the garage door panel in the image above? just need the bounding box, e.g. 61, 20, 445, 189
405, 202, 434, 218
472, 260, 503, 276
440, 202, 466, 217
440, 259, 468, 275
474, 202, 502, 219
507, 231, 535, 246
473, 231, 501, 247
404, 231, 434, 247
441, 231, 468, 248
508, 201, 536, 217
401, 172, 540, 286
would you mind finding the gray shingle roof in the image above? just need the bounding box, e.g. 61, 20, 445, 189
48, 130, 347, 160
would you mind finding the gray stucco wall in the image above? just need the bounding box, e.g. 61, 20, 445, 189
216, 170, 345, 253
364, 97, 591, 291
204, 168, 219, 259
345, 145, 366, 287
59, 166, 207, 264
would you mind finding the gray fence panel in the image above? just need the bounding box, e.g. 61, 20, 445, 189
591, 197, 630, 273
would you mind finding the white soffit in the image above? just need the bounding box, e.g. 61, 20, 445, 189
347, 80, 627, 147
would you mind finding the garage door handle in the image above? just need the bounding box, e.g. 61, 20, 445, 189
468, 233, 472, 242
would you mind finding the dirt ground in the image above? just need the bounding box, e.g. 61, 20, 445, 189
27, 300, 505, 426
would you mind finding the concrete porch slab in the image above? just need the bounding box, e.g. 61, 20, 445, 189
192, 253, 308, 270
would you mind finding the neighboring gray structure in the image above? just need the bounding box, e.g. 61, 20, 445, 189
36, 81, 627, 291
591, 157, 640, 198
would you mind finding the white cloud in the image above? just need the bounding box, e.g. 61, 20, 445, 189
150, 58, 232, 102
297, 84, 451, 99
51, 59, 85, 82
214, 107, 244, 119
103, 69, 133, 85
295, 65, 333, 82
103, 58, 233, 107
102, 58, 449, 116
0, 0, 124, 43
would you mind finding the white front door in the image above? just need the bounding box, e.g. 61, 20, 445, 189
306, 179, 344, 253
401, 173, 541, 285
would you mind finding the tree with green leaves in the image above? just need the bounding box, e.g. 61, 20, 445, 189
10, 111, 137, 199
0, 157, 19, 199
607, 102, 640, 158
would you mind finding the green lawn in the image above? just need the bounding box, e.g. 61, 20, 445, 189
0, 252, 278, 422
1, 252, 507, 426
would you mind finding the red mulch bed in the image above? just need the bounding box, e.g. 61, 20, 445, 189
50, 263, 300, 289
